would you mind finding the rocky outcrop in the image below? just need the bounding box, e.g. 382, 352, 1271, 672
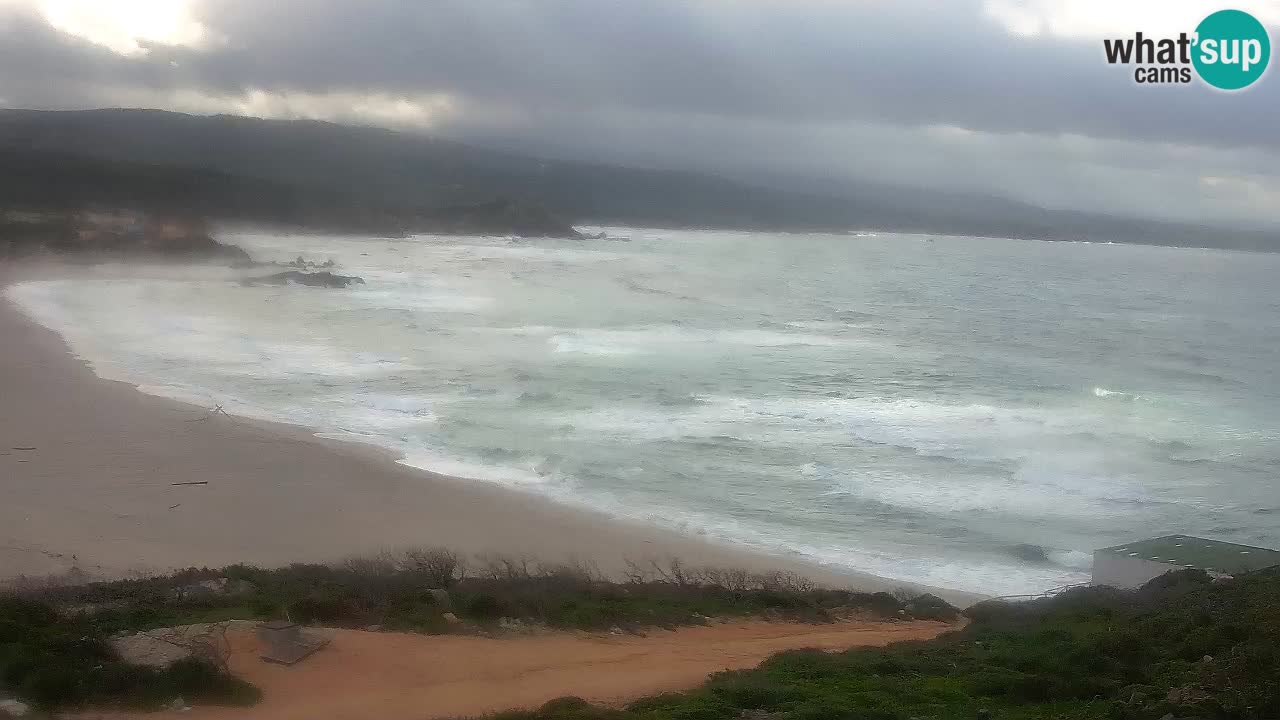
1, 209, 252, 265
244, 271, 365, 288
148, 234, 252, 265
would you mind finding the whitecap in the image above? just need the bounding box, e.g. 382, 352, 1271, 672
1092, 386, 1141, 400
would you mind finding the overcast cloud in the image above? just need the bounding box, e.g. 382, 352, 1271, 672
2, 0, 1278, 226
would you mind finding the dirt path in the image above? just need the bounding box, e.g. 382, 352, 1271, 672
82, 619, 955, 720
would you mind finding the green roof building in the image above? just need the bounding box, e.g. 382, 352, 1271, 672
1092, 535, 1280, 589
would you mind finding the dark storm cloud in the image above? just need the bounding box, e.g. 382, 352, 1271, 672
2, 0, 1279, 224
186, 0, 1280, 151
4, 0, 1277, 149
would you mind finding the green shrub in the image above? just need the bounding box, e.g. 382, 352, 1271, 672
463, 592, 513, 619
476, 570, 1280, 720
0, 597, 258, 711
707, 671, 802, 709
286, 589, 359, 624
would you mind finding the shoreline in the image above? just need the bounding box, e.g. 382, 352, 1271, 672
0, 261, 981, 606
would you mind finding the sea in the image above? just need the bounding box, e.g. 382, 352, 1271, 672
8, 227, 1279, 597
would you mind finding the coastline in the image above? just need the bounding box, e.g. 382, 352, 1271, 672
0, 261, 981, 606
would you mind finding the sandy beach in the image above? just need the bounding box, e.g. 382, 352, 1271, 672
0, 262, 972, 603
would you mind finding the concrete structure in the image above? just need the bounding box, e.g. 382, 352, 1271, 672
257, 620, 329, 665
1092, 535, 1280, 589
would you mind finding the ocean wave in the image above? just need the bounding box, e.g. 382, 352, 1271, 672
458, 243, 631, 263
833, 309, 879, 323
328, 393, 439, 432
471, 324, 562, 337
350, 287, 494, 313
1048, 549, 1094, 570
1145, 438, 1234, 467
399, 448, 564, 488
1004, 545, 1092, 570
780, 319, 868, 334
517, 390, 558, 404
551, 334, 642, 356
619, 278, 698, 301
1092, 386, 1142, 400
556, 394, 1097, 457
11, 280, 420, 381
547, 326, 859, 355
655, 392, 711, 407
709, 395, 1092, 457
394, 443, 1090, 595
825, 467, 1160, 520
12, 229, 1275, 600
558, 394, 1169, 522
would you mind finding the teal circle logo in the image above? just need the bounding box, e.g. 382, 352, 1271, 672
1193, 9, 1271, 90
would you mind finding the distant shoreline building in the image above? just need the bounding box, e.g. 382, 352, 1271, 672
1092, 535, 1280, 589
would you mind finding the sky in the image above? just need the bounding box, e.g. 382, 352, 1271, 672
1, 0, 1278, 227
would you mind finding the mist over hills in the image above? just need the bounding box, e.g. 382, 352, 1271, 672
1, 108, 1275, 250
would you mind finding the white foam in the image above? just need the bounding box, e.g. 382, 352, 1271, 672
351, 287, 494, 313
10, 229, 1272, 599
324, 394, 440, 433
547, 326, 858, 356
562, 394, 1097, 457
399, 448, 559, 488
1048, 549, 1094, 570
826, 466, 1155, 520
1093, 386, 1142, 401
391, 443, 1089, 595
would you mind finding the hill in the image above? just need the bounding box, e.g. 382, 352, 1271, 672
0, 147, 579, 238
1, 109, 1276, 250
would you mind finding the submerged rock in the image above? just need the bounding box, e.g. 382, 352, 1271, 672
244, 271, 365, 288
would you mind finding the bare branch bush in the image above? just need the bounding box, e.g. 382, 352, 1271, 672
399, 547, 467, 587
622, 558, 656, 584
475, 553, 536, 581
534, 558, 604, 584
341, 549, 400, 577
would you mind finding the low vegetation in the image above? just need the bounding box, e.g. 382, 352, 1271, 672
0, 550, 954, 711
8, 550, 956, 638
488, 569, 1280, 720
8, 551, 1275, 719
0, 596, 258, 711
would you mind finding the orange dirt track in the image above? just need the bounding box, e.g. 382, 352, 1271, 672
83, 619, 957, 720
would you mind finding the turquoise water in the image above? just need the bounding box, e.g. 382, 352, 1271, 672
11, 228, 1279, 595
